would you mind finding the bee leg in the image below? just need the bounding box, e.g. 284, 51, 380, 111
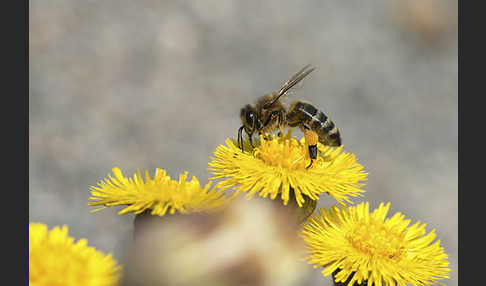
306, 145, 317, 169
302, 123, 311, 131
262, 110, 280, 129
302, 123, 319, 169
248, 132, 255, 149
260, 110, 280, 140
238, 125, 245, 152
277, 113, 285, 137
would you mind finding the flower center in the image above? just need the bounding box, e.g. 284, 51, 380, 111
254, 136, 309, 169
347, 220, 405, 259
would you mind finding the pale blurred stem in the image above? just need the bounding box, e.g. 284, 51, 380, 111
132, 209, 161, 241
332, 270, 368, 286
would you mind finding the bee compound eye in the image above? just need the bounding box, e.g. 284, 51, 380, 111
246, 111, 254, 124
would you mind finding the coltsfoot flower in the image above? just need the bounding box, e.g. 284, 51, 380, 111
29, 223, 121, 286
301, 202, 450, 286
89, 167, 227, 216
208, 134, 367, 207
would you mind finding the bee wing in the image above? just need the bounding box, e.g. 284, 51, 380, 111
264, 65, 315, 109
278, 64, 315, 97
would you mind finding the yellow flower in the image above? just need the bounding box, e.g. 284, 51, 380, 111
301, 202, 450, 286
89, 167, 227, 216
29, 223, 121, 286
208, 134, 367, 207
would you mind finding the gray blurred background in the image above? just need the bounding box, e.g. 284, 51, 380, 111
29, 1, 457, 285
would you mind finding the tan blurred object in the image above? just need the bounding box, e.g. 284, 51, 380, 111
123, 197, 311, 286
395, 0, 453, 42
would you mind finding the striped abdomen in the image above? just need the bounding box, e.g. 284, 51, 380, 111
286, 100, 342, 146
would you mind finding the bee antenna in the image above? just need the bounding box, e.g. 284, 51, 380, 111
264, 65, 315, 109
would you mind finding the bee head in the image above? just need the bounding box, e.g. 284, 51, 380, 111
240, 104, 262, 134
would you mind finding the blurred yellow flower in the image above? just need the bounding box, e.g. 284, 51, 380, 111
208, 134, 367, 207
302, 202, 450, 286
89, 167, 227, 216
29, 223, 121, 286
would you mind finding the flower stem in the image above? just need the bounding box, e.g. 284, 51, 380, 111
287, 187, 317, 223
133, 209, 152, 240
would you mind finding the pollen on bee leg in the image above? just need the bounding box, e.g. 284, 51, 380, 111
304, 130, 319, 146
304, 130, 319, 165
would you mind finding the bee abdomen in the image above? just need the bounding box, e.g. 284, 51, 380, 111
310, 112, 340, 146
309, 110, 327, 130
318, 119, 341, 146
288, 100, 342, 146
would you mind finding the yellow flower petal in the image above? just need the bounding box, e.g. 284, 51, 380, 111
89, 168, 228, 216
208, 134, 367, 207
29, 223, 121, 286
301, 202, 450, 286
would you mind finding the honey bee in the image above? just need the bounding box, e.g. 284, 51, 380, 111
238, 65, 342, 168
